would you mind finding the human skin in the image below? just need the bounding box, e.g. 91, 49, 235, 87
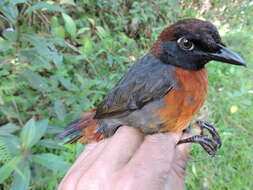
58, 126, 191, 190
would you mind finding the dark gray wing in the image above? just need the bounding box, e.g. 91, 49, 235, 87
94, 53, 176, 119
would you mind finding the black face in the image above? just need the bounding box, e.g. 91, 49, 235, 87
158, 19, 246, 70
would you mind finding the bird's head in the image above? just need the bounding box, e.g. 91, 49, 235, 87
151, 19, 246, 70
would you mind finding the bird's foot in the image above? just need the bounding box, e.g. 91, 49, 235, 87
196, 121, 222, 148
177, 121, 222, 156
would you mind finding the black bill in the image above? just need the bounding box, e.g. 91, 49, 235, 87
209, 44, 246, 66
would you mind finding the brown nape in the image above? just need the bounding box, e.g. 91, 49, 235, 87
150, 39, 164, 57
150, 23, 176, 57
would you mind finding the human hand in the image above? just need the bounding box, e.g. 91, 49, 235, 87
58, 126, 191, 190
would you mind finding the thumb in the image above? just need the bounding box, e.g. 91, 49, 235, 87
176, 132, 192, 161
174, 132, 192, 175
164, 132, 192, 190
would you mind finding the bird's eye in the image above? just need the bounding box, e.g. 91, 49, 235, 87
177, 37, 194, 51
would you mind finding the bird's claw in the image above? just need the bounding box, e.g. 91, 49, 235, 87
196, 121, 222, 149
177, 121, 222, 156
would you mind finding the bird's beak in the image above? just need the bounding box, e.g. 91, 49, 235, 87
209, 44, 246, 66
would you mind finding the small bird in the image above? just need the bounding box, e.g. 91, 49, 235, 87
57, 19, 245, 155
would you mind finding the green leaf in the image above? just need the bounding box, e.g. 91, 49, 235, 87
3, 30, 17, 42
0, 138, 11, 162
51, 51, 63, 67
25, 2, 64, 14
19, 70, 50, 92
60, 0, 75, 5
20, 118, 48, 149
19, 34, 63, 68
0, 136, 20, 158
10, 161, 31, 190
38, 139, 65, 150
51, 26, 66, 39
10, 0, 28, 5
0, 37, 13, 52
96, 26, 108, 39
81, 35, 93, 55
32, 153, 70, 171
54, 100, 66, 121
36, 119, 49, 137
20, 118, 35, 148
0, 156, 22, 183
58, 77, 79, 91
62, 13, 77, 39
0, 0, 19, 24
0, 123, 19, 135
50, 16, 59, 28
46, 125, 63, 135
77, 27, 90, 35
19, 48, 52, 69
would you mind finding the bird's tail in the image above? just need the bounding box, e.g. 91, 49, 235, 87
56, 111, 103, 144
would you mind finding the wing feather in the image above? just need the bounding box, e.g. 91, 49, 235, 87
94, 53, 176, 119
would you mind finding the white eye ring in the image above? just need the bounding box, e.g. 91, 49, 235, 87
177, 37, 194, 51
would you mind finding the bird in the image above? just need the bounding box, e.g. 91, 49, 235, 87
57, 19, 246, 155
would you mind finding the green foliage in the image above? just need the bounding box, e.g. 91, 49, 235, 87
0, 156, 22, 183
62, 12, 77, 39
0, 0, 252, 189
20, 118, 48, 148
0, 118, 70, 189
0, 138, 12, 162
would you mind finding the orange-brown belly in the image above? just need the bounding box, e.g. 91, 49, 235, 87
159, 67, 208, 132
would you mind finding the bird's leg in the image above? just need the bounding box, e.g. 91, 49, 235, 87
177, 135, 218, 156
178, 121, 222, 156
196, 121, 222, 148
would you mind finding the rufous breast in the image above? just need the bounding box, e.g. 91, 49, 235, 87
159, 67, 208, 132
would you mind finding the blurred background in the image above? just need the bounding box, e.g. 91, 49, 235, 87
0, 0, 252, 189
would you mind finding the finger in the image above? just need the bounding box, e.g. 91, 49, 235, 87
171, 132, 192, 178
60, 126, 144, 190
58, 140, 108, 190
120, 133, 181, 188
88, 126, 144, 174
176, 132, 192, 159
174, 131, 192, 174
67, 140, 107, 175
174, 132, 192, 173
163, 132, 192, 190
